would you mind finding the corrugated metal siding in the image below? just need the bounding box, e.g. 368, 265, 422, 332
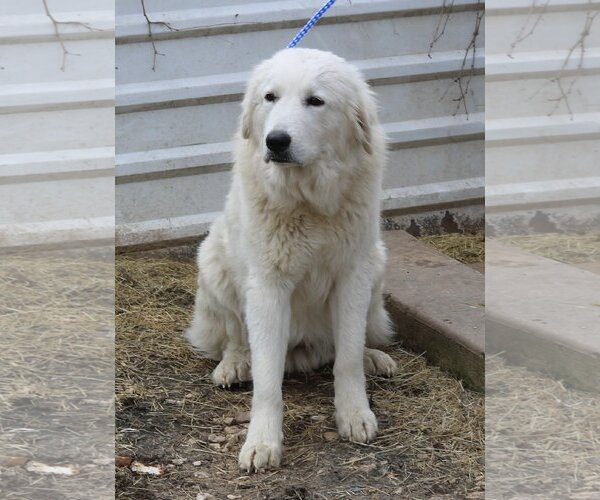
0, 1, 115, 249
115, 0, 485, 247
485, 0, 600, 233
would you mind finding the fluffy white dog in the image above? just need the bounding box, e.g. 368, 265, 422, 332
185, 48, 397, 472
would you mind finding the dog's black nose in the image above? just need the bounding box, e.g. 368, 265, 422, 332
266, 130, 291, 153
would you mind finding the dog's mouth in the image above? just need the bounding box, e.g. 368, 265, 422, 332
265, 151, 301, 166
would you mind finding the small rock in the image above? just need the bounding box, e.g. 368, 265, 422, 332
359, 463, 377, 473
234, 410, 251, 424
194, 471, 210, 479
171, 458, 186, 465
223, 416, 234, 425
227, 495, 241, 499
130, 461, 165, 477
25, 461, 80, 476
208, 434, 226, 443
0, 456, 28, 467
115, 456, 133, 468
323, 431, 339, 442
224, 426, 239, 434
208, 443, 221, 451
196, 493, 215, 500
193, 460, 203, 466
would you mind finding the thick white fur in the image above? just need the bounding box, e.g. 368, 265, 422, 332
185, 48, 396, 471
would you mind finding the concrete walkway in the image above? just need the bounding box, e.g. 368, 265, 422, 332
383, 231, 485, 391
486, 240, 600, 392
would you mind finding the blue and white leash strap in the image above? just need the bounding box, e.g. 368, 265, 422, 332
287, 0, 337, 48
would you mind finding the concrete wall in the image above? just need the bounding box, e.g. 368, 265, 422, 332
0, 1, 115, 249
485, 0, 600, 234
115, 0, 485, 247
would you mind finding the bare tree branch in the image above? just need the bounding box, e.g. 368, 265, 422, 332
546, 10, 599, 116
451, 8, 484, 118
432, 1, 483, 119
507, 0, 550, 59
140, 0, 179, 72
42, 0, 105, 71
428, 0, 456, 58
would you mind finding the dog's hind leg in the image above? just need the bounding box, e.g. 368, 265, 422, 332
364, 285, 397, 377
185, 219, 251, 386
185, 283, 250, 386
364, 347, 397, 377
184, 282, 227, 361
365, 280, 395, 348
211, 316, 251, 387
364, 243, 397, 377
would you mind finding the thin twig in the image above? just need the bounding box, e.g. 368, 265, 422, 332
546, 10, 599, 116
140, 0, 179, 71
430, 1, 483, 118
452, 8, 484, 118
428, 0, 455, 58
42, 0, 107, 71
507, 0, 551, 59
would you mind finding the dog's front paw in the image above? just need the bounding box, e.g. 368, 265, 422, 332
336, 407, 378, 443
238, 437, 282, 472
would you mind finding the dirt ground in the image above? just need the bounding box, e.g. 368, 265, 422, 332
486, 357, 600, 499
115, 234, 485, 499
0, 248, 115, 500
499, 232, 599, 265
486, 230, 600, 498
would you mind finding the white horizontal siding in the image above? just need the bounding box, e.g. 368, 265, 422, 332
116, 51, 484, 113
485, 1, 599, 229
0, 3, 114, 250
116, 0, 485, 246
116, 0, 483, 40
116, 114, 484, 182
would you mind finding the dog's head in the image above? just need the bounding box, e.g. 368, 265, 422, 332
240, 49, 378, 168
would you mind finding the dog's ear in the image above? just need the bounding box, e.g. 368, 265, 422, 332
241, 66, 264, 140
353, 87, 376, 155
241, 95, 255, 140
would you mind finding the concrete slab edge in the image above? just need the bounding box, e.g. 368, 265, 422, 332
385, 295, 485, 392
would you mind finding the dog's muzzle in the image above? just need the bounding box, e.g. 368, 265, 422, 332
265, 130, 297, 165
266, 130, 291, 153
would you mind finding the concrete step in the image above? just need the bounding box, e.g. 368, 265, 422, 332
487, 240, 600, 392
383, 230, 484, 391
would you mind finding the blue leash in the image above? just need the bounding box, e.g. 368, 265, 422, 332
287, 0, 337, 48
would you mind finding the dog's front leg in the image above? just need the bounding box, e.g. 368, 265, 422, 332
332, 264, 378, 443
238, 274, 291, 472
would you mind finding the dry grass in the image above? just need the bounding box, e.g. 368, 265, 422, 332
115, 255, 484, 499
487, 230, 600, 497
420, 232, 485, 264
486, 356, 600, 499
500, 232, 600, 264
0, 248, 114, 500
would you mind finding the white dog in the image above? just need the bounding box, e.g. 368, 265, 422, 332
185, 48, 397, 472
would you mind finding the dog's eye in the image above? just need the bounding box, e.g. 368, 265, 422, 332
306, 96, 324, 107
264, 92, 277, 102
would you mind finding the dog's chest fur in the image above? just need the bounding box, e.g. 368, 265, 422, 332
251, 195, 367, 282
